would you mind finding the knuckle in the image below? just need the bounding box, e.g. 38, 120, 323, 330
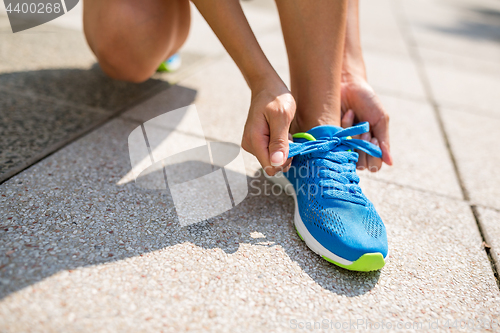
268, 98, 295, 122
382, 112, 390, 124
269, 136, 288, 147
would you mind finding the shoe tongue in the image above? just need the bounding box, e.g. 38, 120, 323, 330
307, 125, 343, 140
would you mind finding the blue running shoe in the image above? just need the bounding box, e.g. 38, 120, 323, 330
267, 122, 388, 271
157, 53, 182, 72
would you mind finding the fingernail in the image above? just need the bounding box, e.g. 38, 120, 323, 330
270, 151, 284, 166
371, 138, 379, 146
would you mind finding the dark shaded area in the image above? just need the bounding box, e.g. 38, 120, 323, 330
0, 64, 167, 111
0, 65, 171, 183
423, 4, 500, 43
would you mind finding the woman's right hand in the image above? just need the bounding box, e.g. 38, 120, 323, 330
241, 83, 296, 176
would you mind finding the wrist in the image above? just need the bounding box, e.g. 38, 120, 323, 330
248, 71, 289, 97
342, 55, 367, 83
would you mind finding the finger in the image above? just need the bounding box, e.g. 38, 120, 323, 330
356, 132, 370, 171
246, 130, 275, 177
268, 114, 291, 168
281, 157, 293, 173
367, 137, 383, 172
371, 111, 393, 166
357, 152, 367, 171
341, 109, 355, 129
279, 133, 294, 173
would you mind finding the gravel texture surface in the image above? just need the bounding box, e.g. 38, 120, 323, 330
1, 0, 500, 331
0, 119, 499, 332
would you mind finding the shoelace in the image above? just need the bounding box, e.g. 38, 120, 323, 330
287, 122, 382, 204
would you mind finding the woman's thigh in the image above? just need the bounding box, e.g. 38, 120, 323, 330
83, 0, 190, 82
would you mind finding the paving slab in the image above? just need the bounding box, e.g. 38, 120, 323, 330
475, 207, 500, 274
364, 50, 426, 101
0, 117, 499, 332
422, 63, 500, 119
0, 90, 108, 183
417, 47, 500, 79
359, 0, 409, 57
441, 108, 500, 210
398, 0, 500, 117
400, 0, 500, 64
360, 94, 462, 199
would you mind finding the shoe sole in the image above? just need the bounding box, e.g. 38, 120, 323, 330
265, 171, 386, 272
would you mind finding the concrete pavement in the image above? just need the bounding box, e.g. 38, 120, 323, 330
1, 0, 500, 331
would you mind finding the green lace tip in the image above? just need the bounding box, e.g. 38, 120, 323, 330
292, 133, 316, 141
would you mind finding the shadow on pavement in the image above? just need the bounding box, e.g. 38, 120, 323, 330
0, 65, 171, 183
0, 170, 380, 301
0, 90, 379, 301
423, 4, 500, 43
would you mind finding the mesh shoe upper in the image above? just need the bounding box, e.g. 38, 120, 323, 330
284, 123, 388, 262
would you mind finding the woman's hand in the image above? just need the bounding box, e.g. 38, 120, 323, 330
341, 76, 393, 172
241, 83, 296, 176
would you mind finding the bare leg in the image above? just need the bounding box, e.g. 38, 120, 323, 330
83, 0, 190, 83
275, 0, 348, 133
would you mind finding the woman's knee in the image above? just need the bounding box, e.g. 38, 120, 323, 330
84, 19, 158, 82
84, 0, 190, 83
94, 42, 156, 83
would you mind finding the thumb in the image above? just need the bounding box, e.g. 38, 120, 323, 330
268, 115, 290, 167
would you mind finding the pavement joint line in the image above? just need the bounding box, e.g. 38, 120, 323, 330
471, 205, 500, 286
392, 0, 500, 289
0, 85, 109, 115
140, 123, 155, 164
0, 79, 171, 186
